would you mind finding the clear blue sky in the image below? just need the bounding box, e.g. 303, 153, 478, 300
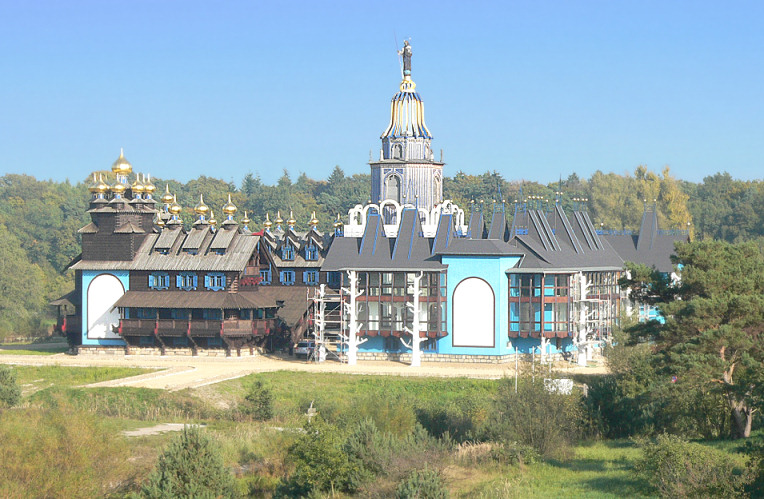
1, 0, 762, 186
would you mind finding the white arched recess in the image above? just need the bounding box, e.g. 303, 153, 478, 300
452, 277, 495, 347
87, 273, 124, 339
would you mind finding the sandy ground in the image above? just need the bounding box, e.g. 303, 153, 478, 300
0, 349, 608, 391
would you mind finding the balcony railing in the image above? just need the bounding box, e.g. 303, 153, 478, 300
55, 315, 81, 335
116, 318, 278, 338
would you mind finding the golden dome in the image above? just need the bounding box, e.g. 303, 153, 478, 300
111, 148, 133, 175
93, 173, 109, 194
241, 211, 251, 225
209, 210, 217, 227
309, 211, 319, 227
264, 213, 273, 229
111, 181, 126, 195
88, 173, 99, 193
333, 213, 343, 228
222, 194, 237, 216
161, 184, 174, 204
275, 211, 283, 225
153, 212, 165, 227
131, 175, 145, 194
169, 195, 182, 215
194, 194, 210, 216
143, 174, 156, 196
287, 210, 296, 227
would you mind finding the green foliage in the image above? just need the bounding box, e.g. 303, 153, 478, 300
0, 400, 131, 497
491, 375, 584, 458
0, 365, 21, 408
634, 434, 754, 498
239, 379, 273, 421
277, 417, 358, 497
140, 425, 236, 499
396, 467, 449, 499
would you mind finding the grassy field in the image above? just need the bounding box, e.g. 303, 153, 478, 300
0, 366, 755, 497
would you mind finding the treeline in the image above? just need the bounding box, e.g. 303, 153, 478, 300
0, 166, 761, 338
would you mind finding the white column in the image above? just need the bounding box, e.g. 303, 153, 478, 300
342, 270, 366, 365
401, 272, 425, 367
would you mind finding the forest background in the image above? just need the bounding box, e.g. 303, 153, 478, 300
1, 165, 761, 339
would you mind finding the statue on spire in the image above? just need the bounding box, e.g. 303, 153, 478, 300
398, 40, 412, 77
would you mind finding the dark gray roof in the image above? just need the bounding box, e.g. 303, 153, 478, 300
322, 208, 445, 271
600, 209, 685, 273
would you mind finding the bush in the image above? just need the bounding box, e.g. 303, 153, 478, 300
0, 365, 21, 408
634, 434, 754, 498
491, 376, 584, 459
140, 425, 236, 498
276, 417, 358, 497
239, 379, 273, 421
396, 467, 448, 499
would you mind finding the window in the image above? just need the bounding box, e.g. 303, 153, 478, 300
259, 269, 271, 285
422, 338, 437, 352
280, 270, 296, 286
385, 336, 401, 352
328, 271, 341, 288
149, 272, 170, 290
204, 273, 226, 291
203, 309, 222, 320
305, 245, 318, 261
281, 245, 294, 261
303, 270, 319, 285
176, 273, 197, 291
385, 175, 401, 202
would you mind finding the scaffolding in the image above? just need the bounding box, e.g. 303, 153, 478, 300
307, 284, 346, 363
570, 272, 616, 366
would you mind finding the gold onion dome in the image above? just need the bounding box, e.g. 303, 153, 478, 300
111, 181, 126, 195
111, 148, 133, 175
88, 173, 99, 193
241, 211, 251, 225
333, 213, 343, 228
222, 194, 237, 216
131, 175, 145, 194
275, 211, 283, 226
143, 175, 156, 196
161, 184, 175, 204
153, 212, 165, 227
287, 210, 296, 227
194, 194, 210, 216
169, 195, 182, 215
263, 213, 273, 229
94, 174, 109, 194
309, 211, 319, 227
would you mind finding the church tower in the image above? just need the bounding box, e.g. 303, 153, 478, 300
370, 41, 444, 212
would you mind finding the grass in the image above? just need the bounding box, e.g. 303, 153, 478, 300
0, 347, 69, 355
13, 365, 154, 396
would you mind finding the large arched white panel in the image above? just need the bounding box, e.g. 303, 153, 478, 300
452, 278, 495, 347
87, 274, 124, 339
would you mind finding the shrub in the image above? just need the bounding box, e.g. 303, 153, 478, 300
0, 365, 21, 408
396, 467, 448, 499
491, 375, 583, 459
140, 425, 236, 498
276, 417, 358, 497
240, 379, 274, 421
634, 434, 754, 498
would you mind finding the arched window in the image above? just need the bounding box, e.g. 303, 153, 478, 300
87, 274, 124, 339
452, 277, 495, 347
433, 175, 442, 205
385, 175, 401, 203
392, 144, 403, 159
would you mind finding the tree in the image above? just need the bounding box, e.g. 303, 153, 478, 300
141, 425, 236, 498
0, 366, 21, 408
240, 379, 273, 421
623, 241, 764, 438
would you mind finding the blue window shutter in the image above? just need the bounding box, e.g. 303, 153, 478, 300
149, 274, 155, 288
279, 271, 284, 283
176, 275, 182, 288
204, 275, 210, 289
192, 275, 198, 288
302, 272, 308, 284
221, 275, 226, 288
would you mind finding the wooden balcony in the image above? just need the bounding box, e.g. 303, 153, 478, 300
55, 315, 81, 335
116, 318, 278, 338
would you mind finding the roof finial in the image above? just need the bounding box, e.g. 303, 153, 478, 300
398, 39, 412, 79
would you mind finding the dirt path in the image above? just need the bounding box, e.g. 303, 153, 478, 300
0, 352, 608, 391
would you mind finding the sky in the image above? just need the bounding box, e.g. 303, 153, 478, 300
1, 0, 762, 186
